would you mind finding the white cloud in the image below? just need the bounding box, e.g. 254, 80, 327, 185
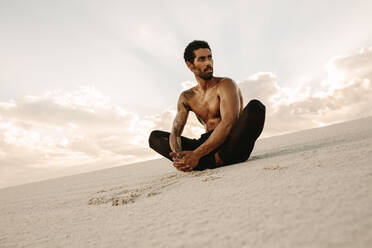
237, 46, 372, 137
0, 87, 160, 187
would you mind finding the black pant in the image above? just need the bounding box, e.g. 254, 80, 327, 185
148, 99, 266, 170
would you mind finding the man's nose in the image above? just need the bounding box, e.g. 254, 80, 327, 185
205, 59, 213, 67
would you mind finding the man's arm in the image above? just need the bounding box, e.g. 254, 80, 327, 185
192, 79, 240, 158
170, 93, 190, 153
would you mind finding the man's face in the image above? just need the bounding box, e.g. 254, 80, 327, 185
189, 48, 214, 80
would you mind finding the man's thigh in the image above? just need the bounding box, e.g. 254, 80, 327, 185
216, 99, 266, 165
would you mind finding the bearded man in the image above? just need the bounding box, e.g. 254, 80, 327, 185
149, 40, 265, 171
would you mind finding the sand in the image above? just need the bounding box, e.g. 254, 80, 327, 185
1, 116, 372, 247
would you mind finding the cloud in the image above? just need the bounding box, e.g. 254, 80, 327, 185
237, 46, 372, 137
1, 46, 371, 188
0, 87, 157, 187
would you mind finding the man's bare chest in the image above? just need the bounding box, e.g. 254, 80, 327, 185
188, 90, 221, 121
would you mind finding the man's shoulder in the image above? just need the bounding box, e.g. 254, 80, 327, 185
181, 87, 196, 100
179, 88, 196, 111
217, 77, 238, 91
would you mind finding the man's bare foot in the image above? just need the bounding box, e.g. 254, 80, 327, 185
214, 152, 224, 166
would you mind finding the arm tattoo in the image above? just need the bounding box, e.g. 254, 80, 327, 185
170, 93, 190, 152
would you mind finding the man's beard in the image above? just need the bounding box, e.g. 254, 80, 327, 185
199, 67, 213, 80
200, 72, 213, 80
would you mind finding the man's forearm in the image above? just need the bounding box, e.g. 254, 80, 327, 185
193, 122, 232, 158
169, 132, 182, 153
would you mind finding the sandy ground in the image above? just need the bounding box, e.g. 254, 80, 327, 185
1, 116, 372, 248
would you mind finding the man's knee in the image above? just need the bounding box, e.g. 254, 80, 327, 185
148, 130, 162, 149
247, 99, 266, 114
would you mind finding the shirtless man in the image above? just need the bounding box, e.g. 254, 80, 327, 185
148, 40, 265, 172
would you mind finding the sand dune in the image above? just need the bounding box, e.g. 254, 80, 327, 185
1, 116, 372, 247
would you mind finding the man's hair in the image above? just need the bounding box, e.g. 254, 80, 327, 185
183, 40, 211, 64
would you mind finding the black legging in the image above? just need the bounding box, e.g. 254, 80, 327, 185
148, 99, 265, 170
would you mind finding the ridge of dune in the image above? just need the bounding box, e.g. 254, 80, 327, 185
1, 115, 371, 247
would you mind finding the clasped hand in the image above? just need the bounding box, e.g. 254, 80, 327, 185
169, 151, 200, 172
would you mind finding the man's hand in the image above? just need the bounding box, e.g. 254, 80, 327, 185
169, 151, 200, 172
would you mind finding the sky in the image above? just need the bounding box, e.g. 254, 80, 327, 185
1, 0, 372, 188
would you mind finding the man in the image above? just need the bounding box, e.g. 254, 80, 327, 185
149, 40, 265, 172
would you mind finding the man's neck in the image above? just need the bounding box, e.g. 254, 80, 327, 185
195, 76, 217, 93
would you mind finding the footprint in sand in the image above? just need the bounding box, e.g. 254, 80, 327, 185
88, 170, 217, 206
263, 165, 287, 170
202, 175, 222, 182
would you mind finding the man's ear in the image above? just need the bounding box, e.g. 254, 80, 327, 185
186, 61, 194, 72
